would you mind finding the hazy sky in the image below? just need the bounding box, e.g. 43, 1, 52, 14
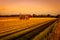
0, 0, 60, 15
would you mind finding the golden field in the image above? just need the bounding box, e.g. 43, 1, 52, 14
0, 17, 57, 36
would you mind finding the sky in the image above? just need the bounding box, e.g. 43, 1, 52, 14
0, 0, 60, 15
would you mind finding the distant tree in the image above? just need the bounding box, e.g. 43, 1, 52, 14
56, 15, 60, 18
47, 14, 51, 17
33, 14, 37, 17
40, 15, 43, 17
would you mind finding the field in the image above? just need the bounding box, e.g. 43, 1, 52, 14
49, 18, 60, 40
0, 17, 57, 36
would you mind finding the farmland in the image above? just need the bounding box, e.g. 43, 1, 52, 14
0, 17, 58, 40
0, 17, 56, 36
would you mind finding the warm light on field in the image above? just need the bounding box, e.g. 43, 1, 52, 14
0, 17, 57, 36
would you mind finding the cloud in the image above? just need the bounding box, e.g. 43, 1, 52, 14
0, 0, 60, 15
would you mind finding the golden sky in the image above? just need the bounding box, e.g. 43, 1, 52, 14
0, 0, 60, 15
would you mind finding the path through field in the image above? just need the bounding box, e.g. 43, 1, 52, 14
0, 17, 57, 40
